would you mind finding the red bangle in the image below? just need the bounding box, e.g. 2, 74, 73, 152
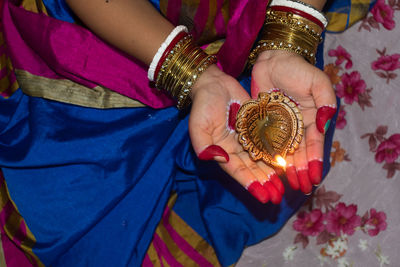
154, 31, 188, 80
269, 5, 325, 29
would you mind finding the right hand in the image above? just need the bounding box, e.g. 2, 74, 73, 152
189, 65, 285, 204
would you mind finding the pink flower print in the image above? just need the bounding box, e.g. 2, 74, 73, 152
293, 209, 325, 236
375, 134, 400, 163
328, 46, 353, 69
326, 203, 361, 236
372, 54, 400, 71
335, 106, 347, 129
365, 209, 387, 236
371, 0, 396, 30
335, 71, 366, 104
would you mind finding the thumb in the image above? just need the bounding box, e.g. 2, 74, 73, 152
311, 72, 337, 134
189, 118, 229, 163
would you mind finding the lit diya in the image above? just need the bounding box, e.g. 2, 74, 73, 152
235, 91, 304, 168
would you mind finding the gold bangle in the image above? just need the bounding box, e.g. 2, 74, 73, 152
161, 37, 193, 93
171, 44, 201, 96
248, 8, 323, 66
265, 9, 323, 38
176, 55, 217, 109
156, 36, 191, 90
155, 36, 217, 109
249, 40, 316, 65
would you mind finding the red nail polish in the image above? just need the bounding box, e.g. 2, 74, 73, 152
269, 174, 284, 195
308, 160, 323, 185
247, 181, 270, 204
316, 106, 337, 134
263, 181, 282, 204
286, 166, 300, 190
298, 169, 312, 194
228, 102, 241, 131
198, 145, 229, 162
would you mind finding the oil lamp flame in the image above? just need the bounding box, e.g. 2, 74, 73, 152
275, 155, 286, 168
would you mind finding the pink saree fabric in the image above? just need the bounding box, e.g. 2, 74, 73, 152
3, 0, 268, 108
2, 1, 174, 108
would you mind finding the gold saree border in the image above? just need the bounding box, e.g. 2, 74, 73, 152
15, 70, 146, 109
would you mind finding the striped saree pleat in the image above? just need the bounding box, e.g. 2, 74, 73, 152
214, 0, 228, 36
144, 193, 221, 267
0, 170, 43, 267
0, 32, 18, 98
325, 0, 376, 32
160, 0, 228, 45
0, 235, 6, 267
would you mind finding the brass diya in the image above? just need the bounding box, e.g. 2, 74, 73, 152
235, 91, 304, 167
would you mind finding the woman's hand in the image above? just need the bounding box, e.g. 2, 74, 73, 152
251, 50, 337, 194
189, 65, 285, 204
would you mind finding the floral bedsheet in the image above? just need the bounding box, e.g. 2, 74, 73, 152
237, 1, 400, 267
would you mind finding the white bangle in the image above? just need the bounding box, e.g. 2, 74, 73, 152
269, 0, 328, 28
147, 25, 189, 82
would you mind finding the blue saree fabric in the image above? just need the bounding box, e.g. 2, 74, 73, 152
0, 1, 339, 266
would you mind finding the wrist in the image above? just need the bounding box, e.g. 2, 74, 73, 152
191, 65, 225, 99
150, 28, 217, 109
255, 49, 303, 64
248, 1, 327, 66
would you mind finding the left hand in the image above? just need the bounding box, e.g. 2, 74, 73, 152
189, 65, 285, 204
251, 50, 337, 194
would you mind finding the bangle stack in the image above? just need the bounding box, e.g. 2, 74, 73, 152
249, 0, 327, 65
148, 26, 189, 82
270, 0, 328, 28
148, 26, 217, 109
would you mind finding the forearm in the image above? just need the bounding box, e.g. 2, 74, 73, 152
66, 0, 174, 65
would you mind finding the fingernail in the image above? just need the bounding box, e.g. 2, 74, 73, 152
228, 101, 241, 131
308, 160, 323, 185
263, 181, 282, 204
316, 106, 337, 134
198, 145, 229, 162
298, 169, 312, 194
286, 166, 300, 190
269, 173, 284, 195
247, 181, 270, 204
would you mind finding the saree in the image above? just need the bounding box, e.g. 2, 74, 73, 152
0, 0, 375, 266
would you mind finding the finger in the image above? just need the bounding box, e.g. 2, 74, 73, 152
316, 105, 337, 134
221, 154, 270, 204
311, 72, 337, 134
285, 154, 300, 190
238, 153, 283, 204
238, 152, 269, 183
198, 145, 229, 162
189, 113, 229, 163
294, 138, 312, 194
263, 181, 282, 204
305, 123, 324, 185
253, 160, 274, 182
254, 161, 284, 203
269, 174, 285, 196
